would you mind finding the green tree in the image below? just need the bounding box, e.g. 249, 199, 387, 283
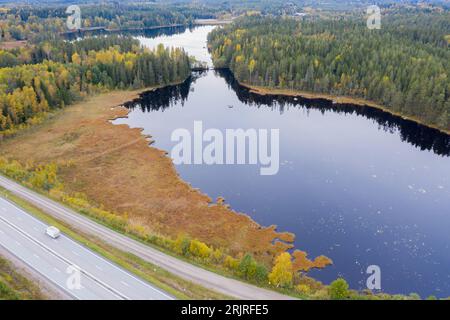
238, 254, 257, 280
329, 278, 349, 300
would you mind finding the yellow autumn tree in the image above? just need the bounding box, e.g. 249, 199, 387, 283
248, 59, 256, 80
173, 234, 190, 255
268, 252, 293, 288
235, 55, 244, 63
189, 239, 212, 259
223, 255, 239, 271
211, 248, 223, 263
71, 52, 81, 65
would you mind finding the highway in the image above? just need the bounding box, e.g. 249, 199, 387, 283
0, 196, 172, 300
0, 174, 292, 300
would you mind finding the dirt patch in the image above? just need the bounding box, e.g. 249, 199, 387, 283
0, 88, 296, 261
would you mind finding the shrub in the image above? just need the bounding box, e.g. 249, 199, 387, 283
296, 284, 311, 295
409, 293, 421, 300
127, 224, 148, 239
310, 288, 330, 300
0, 158, 28, 181
211, 248, 224, 263
238, 254, 257, 279
29, 163, 60, 191
329, 278, 349, 300
224, 255, 239, 271
236, 254, 268, 283
189, 239, 212, 259
173, 234, 191, 256
254, 264, 268, 283
0, 281, 19, 300
0, 158, 62, 191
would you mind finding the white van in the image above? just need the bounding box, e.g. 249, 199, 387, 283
45, 226, 61, 239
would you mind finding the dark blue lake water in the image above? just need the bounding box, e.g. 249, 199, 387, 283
113, 26, 450, 298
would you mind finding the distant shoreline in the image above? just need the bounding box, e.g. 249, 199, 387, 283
236, 80, 450, 136
60, 19, 231, 36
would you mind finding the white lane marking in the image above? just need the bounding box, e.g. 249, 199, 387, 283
121, 281, 130, 287
0, 182, 173, 299
95, 265, 103, 271
3, 196, 171, 298
53, 268, 61, 273
72, 250, 80, 256
0, 234, 83, 300
33, 254, 40, 259
15, 241, 22, 246
0, 214, 127, 300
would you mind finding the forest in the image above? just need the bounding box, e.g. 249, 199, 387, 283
0, 3, 219, 43
208, 11, 450, 131
0, 35, 191, 133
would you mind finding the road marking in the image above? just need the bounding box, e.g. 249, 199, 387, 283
15, 241, 21, 246
33, 254, 40, 259
0, 179, 174, 300
54, 268, 61, 273
0, 214, 127, 300
95, 265, 103, 271
120, 281, 130, 287
72, 250, 80, 256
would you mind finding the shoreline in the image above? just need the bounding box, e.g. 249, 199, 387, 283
60, 19, 231, 36
0, 81, 309, 265
237, 81, 450, 136
109, 84, 298, 250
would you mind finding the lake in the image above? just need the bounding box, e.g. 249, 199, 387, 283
113, 25, 450, 298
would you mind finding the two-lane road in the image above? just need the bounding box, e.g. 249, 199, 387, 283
0, 197, 172, 300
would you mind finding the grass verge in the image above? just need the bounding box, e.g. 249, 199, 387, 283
0, 254, 46, 300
